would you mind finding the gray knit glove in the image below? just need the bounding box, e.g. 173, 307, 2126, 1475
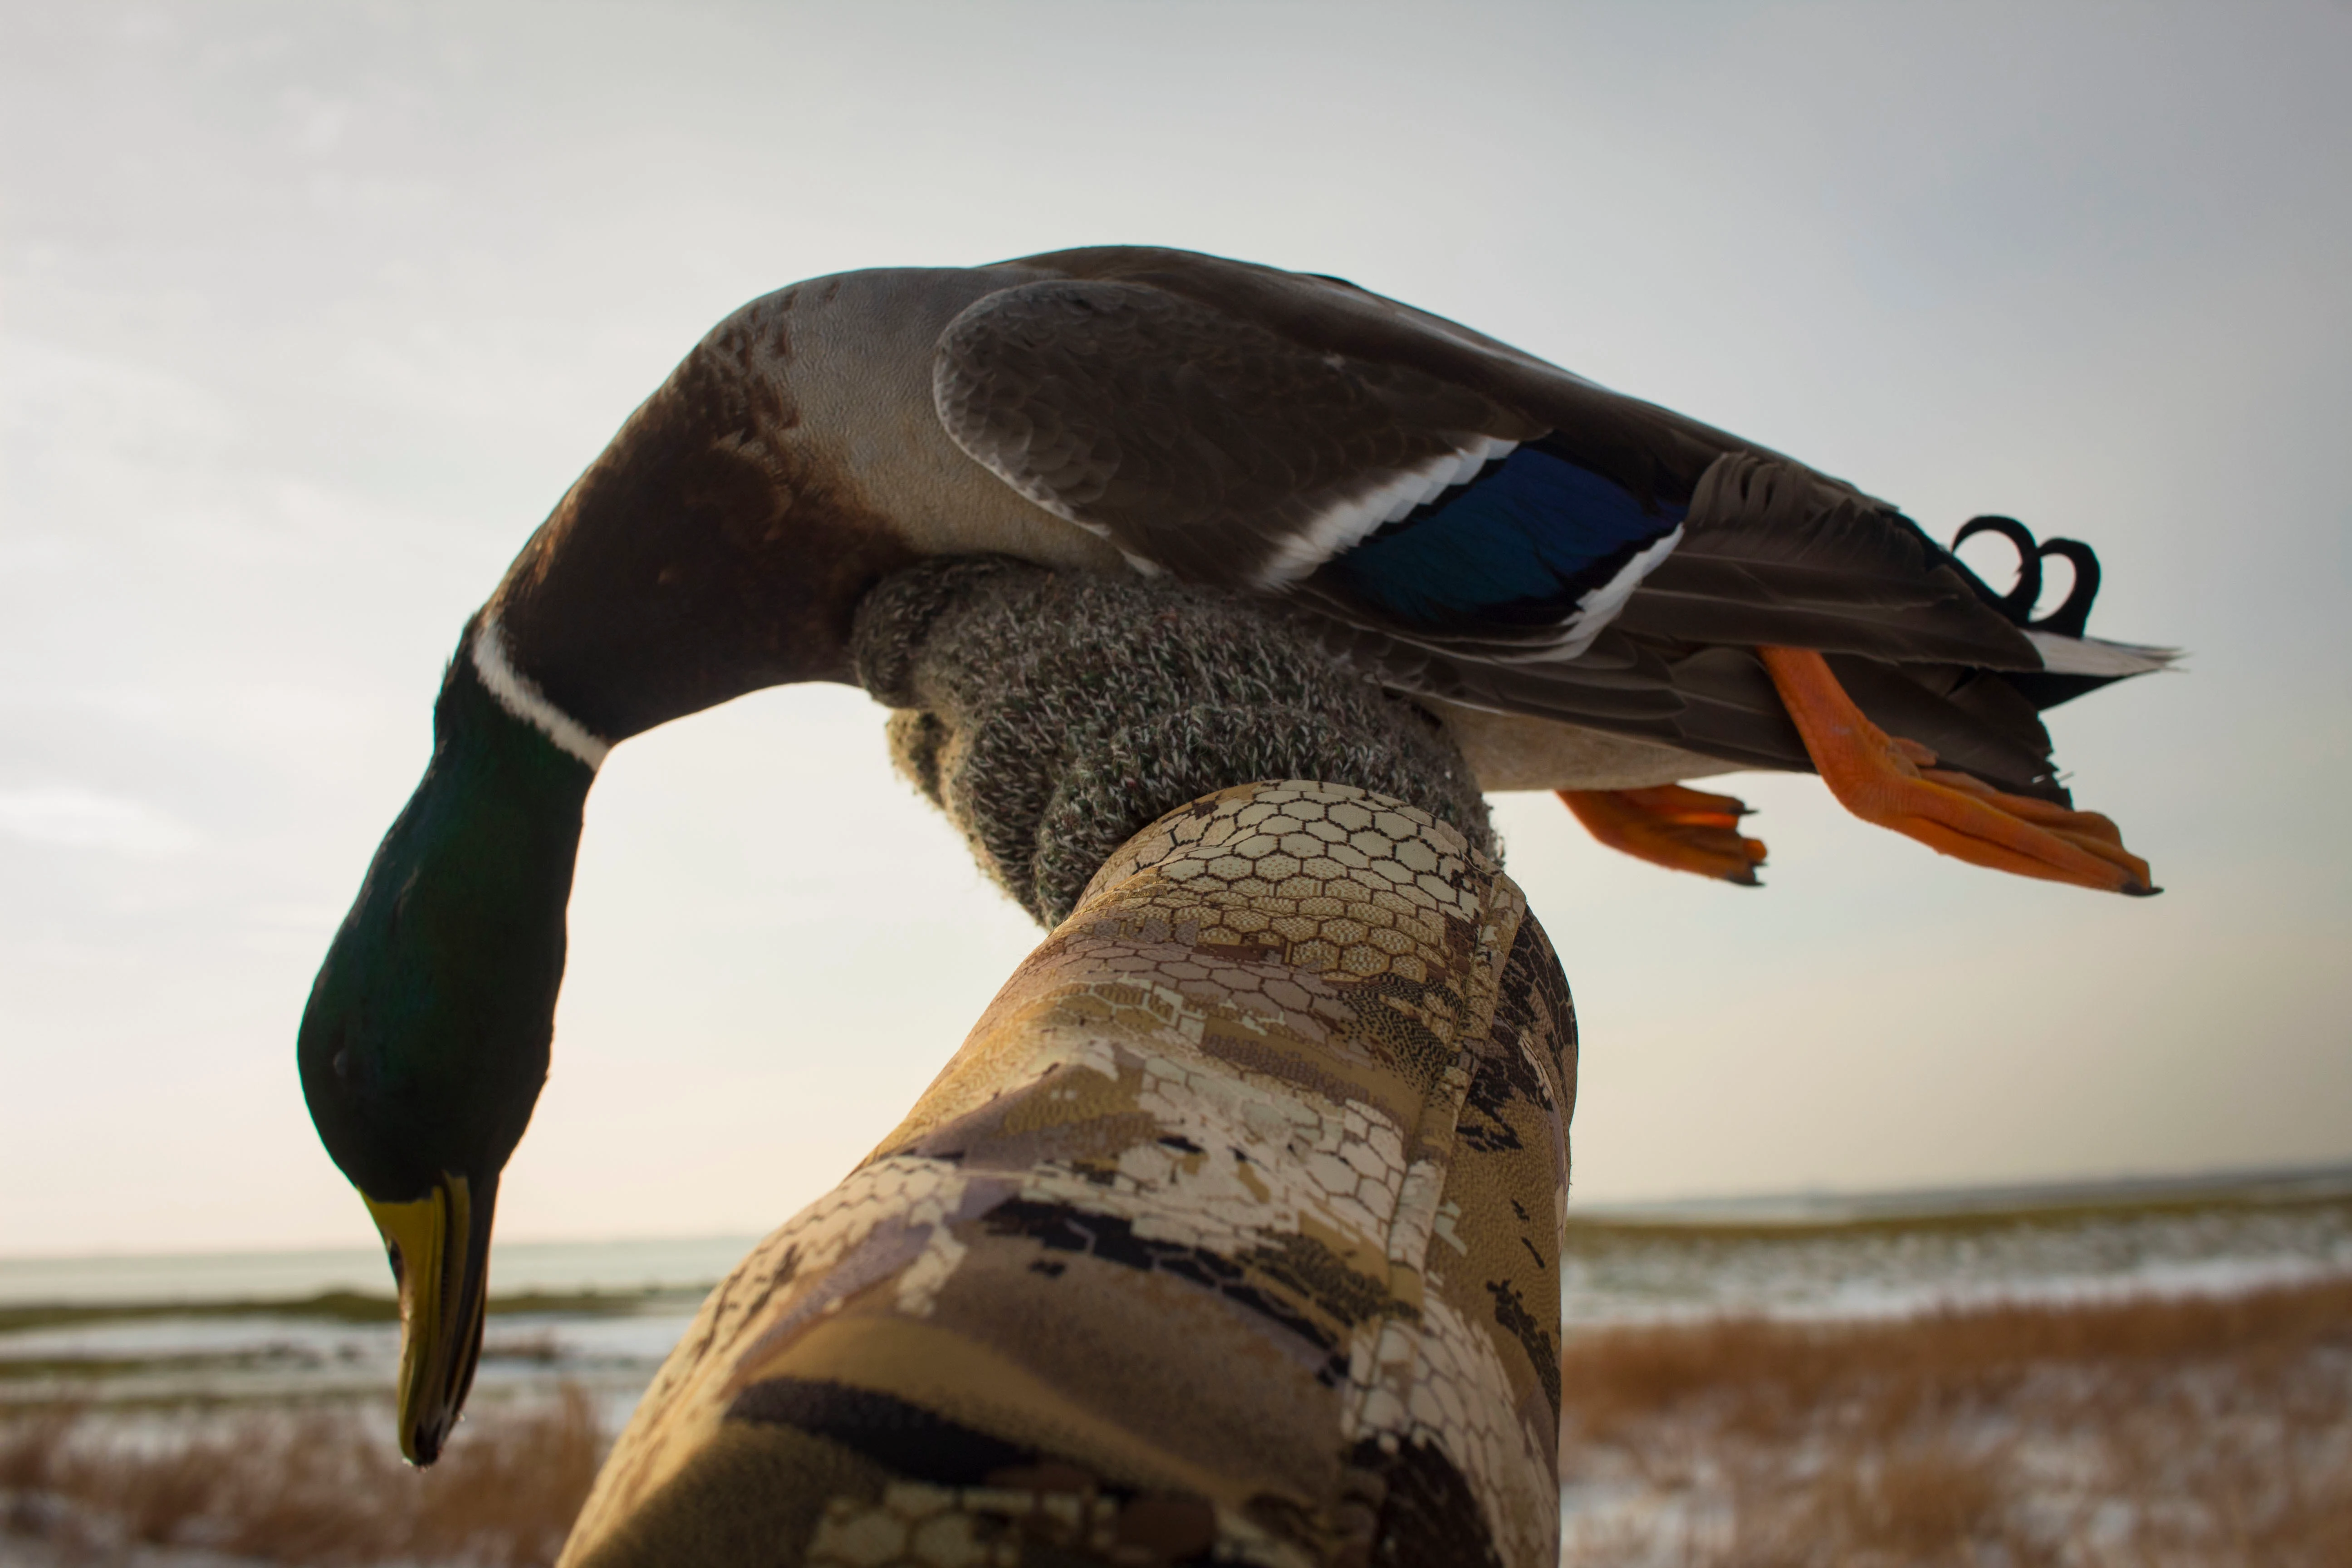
850, 557, 1495, 927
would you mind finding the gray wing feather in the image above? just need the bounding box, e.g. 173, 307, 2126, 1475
934, 248, 2068, 792
933, 279, 1536, 587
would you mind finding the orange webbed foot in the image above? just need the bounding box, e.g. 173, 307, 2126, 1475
1559, 784, 1769, 886
1756, 645, 2158, 896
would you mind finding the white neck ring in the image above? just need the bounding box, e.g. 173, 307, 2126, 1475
469, 615, 612, 770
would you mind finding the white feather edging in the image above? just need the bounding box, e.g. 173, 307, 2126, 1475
1553, 526, 1684, 662
1250, 436, 1520, 590
2024, 631, 2180, 678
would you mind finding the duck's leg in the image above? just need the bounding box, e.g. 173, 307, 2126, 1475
1756, 646, 2157, 895
1558, 784, 1768, 886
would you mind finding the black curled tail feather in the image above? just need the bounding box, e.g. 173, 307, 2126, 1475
1942, 516, 2127, 710
1947, 515, 2103, 638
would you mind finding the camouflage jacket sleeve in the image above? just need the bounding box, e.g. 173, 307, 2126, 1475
562, 780, 1578, 1568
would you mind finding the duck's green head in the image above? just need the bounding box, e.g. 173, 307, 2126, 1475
297, 619, 598, 1465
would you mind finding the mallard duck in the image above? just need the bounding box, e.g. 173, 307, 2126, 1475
297, 245, 2169, 1464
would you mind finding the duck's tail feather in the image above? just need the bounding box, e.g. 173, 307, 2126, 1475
1937, 514, 2182, 709
2008, 631, 2181, 709
1612, 455, 2046, 671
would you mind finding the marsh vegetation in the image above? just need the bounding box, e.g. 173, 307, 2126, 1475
1557, 1275, 2352, 1566
3, 1185, 2344, 1565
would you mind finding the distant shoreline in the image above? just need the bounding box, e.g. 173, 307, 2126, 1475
0, 1284, 704, 1337
1567, 1161, 2352, 1235
1, 1164, 2346, 1327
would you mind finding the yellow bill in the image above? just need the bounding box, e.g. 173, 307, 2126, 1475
363, 1172, 493, 1465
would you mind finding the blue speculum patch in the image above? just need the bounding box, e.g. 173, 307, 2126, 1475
1330, 446, 1686, 628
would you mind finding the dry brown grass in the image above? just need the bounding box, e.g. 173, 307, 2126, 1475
0, 1387, 601, 1566
1559, 1276, 2352, 1567
8, 1280, 2346, 1564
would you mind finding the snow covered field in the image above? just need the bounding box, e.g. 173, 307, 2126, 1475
4, 1171, 2347, 1565
1560, 1169, 2352, 1325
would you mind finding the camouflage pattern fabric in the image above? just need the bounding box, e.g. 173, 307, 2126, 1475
560, 780, 1577, 1568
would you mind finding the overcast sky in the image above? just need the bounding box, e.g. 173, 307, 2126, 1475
4, 1, 2347, 1258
